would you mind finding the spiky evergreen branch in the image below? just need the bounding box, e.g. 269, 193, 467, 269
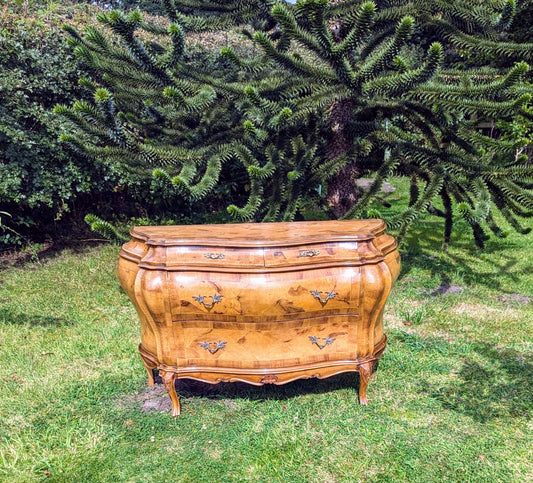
56, 0, 533, 249
85, 214, 129, 243
242, 0, 533, 247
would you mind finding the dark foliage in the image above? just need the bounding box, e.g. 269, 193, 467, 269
0, 3, 156, 248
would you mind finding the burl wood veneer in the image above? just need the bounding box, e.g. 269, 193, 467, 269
118, 220, 400, 416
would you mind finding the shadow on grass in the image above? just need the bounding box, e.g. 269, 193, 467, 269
0, 307, 72, 326
400, 250, 525, 292
398, 218, 532, 293
0, 239, 109, 269
426, 343, 532, 422
127, 369, 365, 410
169, 371, 363, 403
392, 329, 533, 422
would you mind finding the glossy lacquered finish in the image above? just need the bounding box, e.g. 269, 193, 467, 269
118, 220, 400, 416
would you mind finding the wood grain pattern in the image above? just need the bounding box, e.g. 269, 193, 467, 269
129, 219, 387, 247
118, 220, 400, 416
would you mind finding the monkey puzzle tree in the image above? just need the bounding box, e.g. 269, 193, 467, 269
56, 0, 533, 248
241, 0, 533, 247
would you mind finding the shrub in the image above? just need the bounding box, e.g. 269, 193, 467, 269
0, 2, 132, 247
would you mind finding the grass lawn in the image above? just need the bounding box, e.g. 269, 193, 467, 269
1, 184, 532, 482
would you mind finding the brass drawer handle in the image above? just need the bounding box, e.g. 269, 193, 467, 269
309, 336, 335, 349
199, 341, 227, 354
299, 249, 320, 257
310, 290, 338, 305
193, 294, 223, 309
204, 252, 225, 259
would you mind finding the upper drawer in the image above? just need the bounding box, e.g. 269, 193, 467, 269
141, 245, 265, 269
264, 241, 379, 267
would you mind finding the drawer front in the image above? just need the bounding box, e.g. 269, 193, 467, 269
162, 245, 264, 268
264, 242, 377, 267
173, 316, 359, 368
168, 267, 361, 322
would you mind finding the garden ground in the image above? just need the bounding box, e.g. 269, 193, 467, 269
1, 183, 532, 482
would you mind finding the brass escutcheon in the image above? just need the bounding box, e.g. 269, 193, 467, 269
309, 336, 335, 350
199, 341, 227, 354
310, 290, 338, 305
193, 294, 223, 309
204, 252, 225, 259
299, 249, 320, 257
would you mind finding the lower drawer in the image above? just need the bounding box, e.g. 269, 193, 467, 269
172, 316, 360, 369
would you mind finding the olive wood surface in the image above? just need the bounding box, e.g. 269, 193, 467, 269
119, 220, 400, 416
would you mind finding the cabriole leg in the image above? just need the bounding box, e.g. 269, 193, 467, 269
357, 361, 375, 406
139, 350, 158, 387
161, 370, 181, 417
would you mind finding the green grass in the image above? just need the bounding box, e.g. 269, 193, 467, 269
1, 188, 532, 482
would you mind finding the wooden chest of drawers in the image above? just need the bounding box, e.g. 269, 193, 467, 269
118, 220, 400, 416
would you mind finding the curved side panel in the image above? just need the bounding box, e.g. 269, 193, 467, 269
384, 249, 401, 284
134, 264, 174, 365
374, 248, 400, 345
118, 250, 159, 356
359, 261, 393, 356
117, 256, 139, 300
